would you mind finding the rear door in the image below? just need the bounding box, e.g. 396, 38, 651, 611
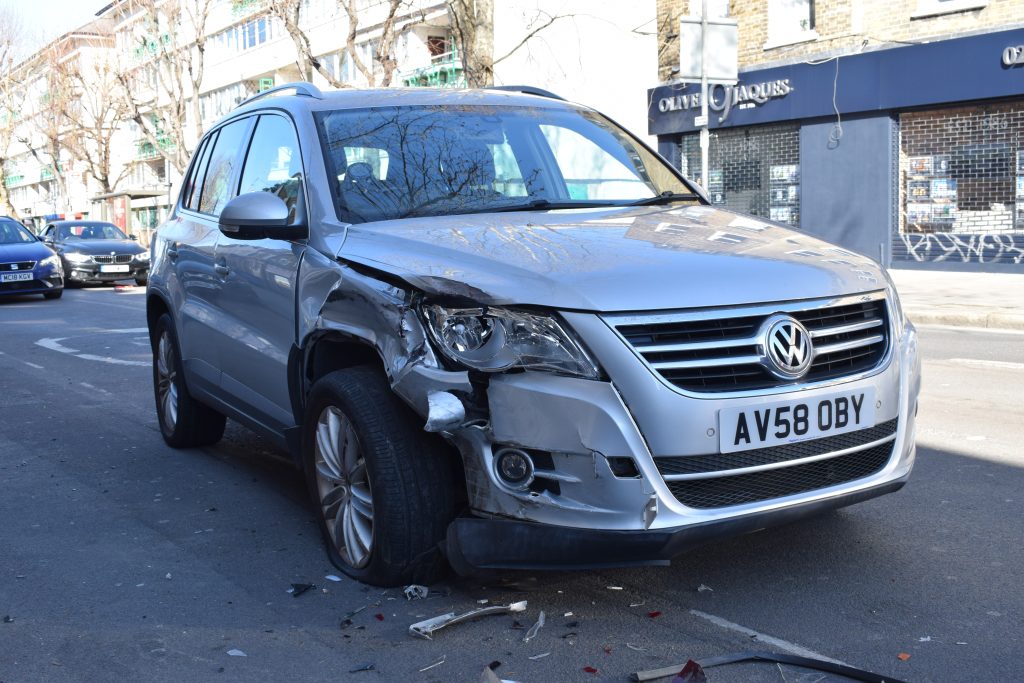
213, 113, 307, 431
165, 116, 254, 397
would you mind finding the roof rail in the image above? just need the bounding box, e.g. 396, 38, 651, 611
236, 82, 324, 109
487, 85, 566, 101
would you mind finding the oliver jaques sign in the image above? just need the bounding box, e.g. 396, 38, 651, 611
658, 79, 793, 123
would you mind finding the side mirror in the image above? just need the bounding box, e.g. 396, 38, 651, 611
129, 233, 139, 241
36, 235, 45, 242
219, 192, 306, 240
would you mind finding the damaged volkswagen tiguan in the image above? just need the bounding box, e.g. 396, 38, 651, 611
147, 83, 920, 586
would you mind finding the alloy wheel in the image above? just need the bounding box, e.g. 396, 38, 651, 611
156, 331, 179, 430
313, 406, 374, 568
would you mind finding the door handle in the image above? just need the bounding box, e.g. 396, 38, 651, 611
214, 263, 230, 277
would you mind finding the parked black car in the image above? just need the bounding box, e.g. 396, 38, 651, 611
42, 220, 149, 286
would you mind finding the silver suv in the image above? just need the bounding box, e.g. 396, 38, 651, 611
147, 83, 921, 586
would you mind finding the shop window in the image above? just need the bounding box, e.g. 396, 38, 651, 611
900, 103, 1023, 237
679, 124, 801, 227
766, 0, 816, 49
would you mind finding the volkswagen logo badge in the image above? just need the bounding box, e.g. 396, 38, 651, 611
761, 315, 813, 379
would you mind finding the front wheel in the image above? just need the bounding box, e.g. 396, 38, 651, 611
135, 275, 148, 287
152, 313, 226, 448
304, 366, 457, 586
43, 288, 63, 300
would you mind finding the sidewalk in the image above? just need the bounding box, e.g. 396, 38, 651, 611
889, 267, 1024, 330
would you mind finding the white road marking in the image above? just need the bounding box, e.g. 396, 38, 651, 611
35, 336, 149, 367
689, 609, 849, 665
948, 358, 1024, 371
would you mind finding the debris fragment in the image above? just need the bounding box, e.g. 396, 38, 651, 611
374, 613, 385, 621
419, 656, 446, 672
510, 620, 526, 630
477, 599, 490, 605
289, 583, 315, 598
226, 649, 246, 657
403, 584, 429, 601
626, 643, 646, 652
523, 611, 546, 643
348, 663, 375, 673
897, 653, 911, 661
672, 660, 707, 683
479, 666, 501, 683
3, 615, 13, 623
956, 642, 968, 646
409, 601, 528, 640
564, 620, 579, 628
165, 573, 172, 580
583, 665, 599, 674
606, 586, 624, 591
647, 611, 662, 619
563, 612, 573, 617
918, 636, 931, 642
630, 601, 646, 608
528, 652, 551, 660
603, 646, 613, 655
325, 575, 342, 582
632, 650, 907, 683
697, 584, 713, 593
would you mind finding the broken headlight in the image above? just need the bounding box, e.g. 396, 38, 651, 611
423, 304, 600, 379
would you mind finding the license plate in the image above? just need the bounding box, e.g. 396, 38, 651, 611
100, 264, 130, 273
719, 388, 876, 453
1, 272, 32, 282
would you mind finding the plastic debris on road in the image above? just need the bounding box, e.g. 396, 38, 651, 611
288, 583, 316, 598
409, 601, 528, 640
583, 665, 599, 674
418, 655, 446, 672
3, 615, 13, 624
349, 663, 375, 673
226, 649, 247, 657
325, 575, 342, 582
523, 610, 546, 643
897, 652, 911, 661
647, 611, 662, 619
632, 650, 908, 683
697, 584, 713, 593
606, 586, 624, 590
404, 584, 429, 600
528, 652, 551, 660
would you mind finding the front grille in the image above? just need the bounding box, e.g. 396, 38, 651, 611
607, 292, 889, 393
665, 441, 895, 509
655, 419, 898, 476
93, 254, 132, 264
0, 261, 35, 271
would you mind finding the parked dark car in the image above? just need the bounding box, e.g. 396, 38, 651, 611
42, 220, 149, 286
0, 216, 63, 299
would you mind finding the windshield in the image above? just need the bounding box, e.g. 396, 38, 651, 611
0, 220, 36, 244
315, 104, 694, 224
60, 223, 128, 240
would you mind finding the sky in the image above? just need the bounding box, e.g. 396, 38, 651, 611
1, 0, 106, 58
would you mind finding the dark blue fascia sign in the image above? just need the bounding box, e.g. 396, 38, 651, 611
648, 27, 1024, 136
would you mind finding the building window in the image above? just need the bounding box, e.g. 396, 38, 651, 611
766, 0, 816, 49
911, 0, 988, 19
687, 0, 730, 18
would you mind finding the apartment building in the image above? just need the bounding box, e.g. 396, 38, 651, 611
649, 0, 1024, 267
3, 0, 656, 239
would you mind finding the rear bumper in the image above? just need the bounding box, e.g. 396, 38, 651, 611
445, 477, 907, 573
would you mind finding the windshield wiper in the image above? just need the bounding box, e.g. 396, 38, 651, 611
625, 191, 701, 207
487, 198, 620, 213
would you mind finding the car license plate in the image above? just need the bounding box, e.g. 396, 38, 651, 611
719, 388, 876, 454
100, 264, 130, 273
1, 272, 32, 282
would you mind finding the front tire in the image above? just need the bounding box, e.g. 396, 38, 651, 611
135, 275, 148, 287
152, 313, 226, 448
43, 289, 63, 300
304, 366, 457, 586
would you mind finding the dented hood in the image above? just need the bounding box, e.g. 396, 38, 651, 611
336, 205, 886, 312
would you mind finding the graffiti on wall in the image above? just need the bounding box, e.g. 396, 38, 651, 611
894, 233, 1024, 264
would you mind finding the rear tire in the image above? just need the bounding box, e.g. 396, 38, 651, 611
152, 313, 226, 448
304, 366, 457, 587
135, 276, 148, 287
43, 289, 63, 300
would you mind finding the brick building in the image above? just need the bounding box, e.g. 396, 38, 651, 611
649, 0, 1024, 266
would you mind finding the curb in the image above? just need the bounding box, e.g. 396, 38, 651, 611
905, 309, 1024, 331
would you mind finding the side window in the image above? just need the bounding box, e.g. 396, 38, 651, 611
182, 134, 212, 211
238, 115, 304, 221
198, 118, 251, 216
44, 225, 54, 239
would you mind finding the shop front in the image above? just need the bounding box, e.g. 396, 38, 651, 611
647, 27, 1024, 267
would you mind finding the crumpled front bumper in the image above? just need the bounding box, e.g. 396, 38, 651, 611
440, 312, 920, 572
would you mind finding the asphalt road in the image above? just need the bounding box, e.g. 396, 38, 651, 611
1, 287, 1022, 682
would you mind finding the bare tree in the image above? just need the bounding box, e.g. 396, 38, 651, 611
269, 0, 348, 87
56, 55, 131, 195
115, 0, 214, 174
18, 45, 73, 214
0, 6, 24, 217
447, 0, 567, 87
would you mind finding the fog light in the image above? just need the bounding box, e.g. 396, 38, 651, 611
494, 448, 534, 489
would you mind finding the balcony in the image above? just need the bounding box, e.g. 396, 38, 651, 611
401, 50, 465, 88
136, 137, 175, 162
4, 174, 24, 187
